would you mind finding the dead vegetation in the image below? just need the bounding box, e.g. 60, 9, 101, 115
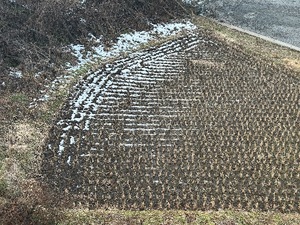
0, 1, 191, 223
192, 16, 300, 75
0, 121, 63, 225
0, 0, 189, 96
43, 28, 300, 213
1, 2, 300, 223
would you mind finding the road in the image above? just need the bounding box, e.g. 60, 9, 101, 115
201, 0, 300, 48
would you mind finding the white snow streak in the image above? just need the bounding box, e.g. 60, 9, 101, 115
67, 156, 71, 165
9, 69, 23, 78
52, 20, 200, 166
69, 21, 197, 70
70, 136, 75, 144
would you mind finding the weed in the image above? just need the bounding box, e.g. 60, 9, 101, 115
0, 179, 8, 197
9, 93, 29, 104
193, 16, 300, 75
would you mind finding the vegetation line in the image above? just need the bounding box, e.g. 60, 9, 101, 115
214, 19, 300, 52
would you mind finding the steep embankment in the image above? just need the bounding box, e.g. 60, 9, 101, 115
43, 25, 299, 212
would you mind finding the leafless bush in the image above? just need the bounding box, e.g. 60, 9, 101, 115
0, 0, 188, 92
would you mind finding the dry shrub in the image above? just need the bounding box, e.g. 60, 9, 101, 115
0, 0, 188, 95
28, 0, 83, 44
0, 121, 66, 224
0, 179, 61, 225
84, 0, 188, 39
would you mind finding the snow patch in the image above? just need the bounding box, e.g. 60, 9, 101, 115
70, 136, 75, 145
67, 156, 71, 165
9, 69, 23, 78
83, 120, 90, 131
58, 140, 65, 156
182, 0, 204, 6
63, 125, 72, 131
68, 21, 197, 70
80, 18, 86, 23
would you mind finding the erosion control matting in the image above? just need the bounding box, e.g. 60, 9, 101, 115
43, 29, 300, 212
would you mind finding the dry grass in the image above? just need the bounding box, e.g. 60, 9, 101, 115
0, 120, 62, 225
4, 122, 45, 172
60, 209, 300, 225
192, 16, 300, 75
284, 58, 300, 70
188, 59, 225, 68
0, 121, 47, 195
1, 14, 300, 224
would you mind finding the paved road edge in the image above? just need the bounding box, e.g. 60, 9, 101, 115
211, 19, 300, 53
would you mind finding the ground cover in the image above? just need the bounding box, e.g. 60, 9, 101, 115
1, 13, 300, 224
60, 209, 300, 225
0, 19, 200, 224
192, 17, 300, 74
43, 18, 299, 213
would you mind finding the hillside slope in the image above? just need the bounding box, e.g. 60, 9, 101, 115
42, 25, 300, 212
0, 0, 189, 94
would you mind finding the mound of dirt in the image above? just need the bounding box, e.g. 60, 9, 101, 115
0, 0, 189, 94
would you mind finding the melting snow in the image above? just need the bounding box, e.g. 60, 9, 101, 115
51, 20, 200, 165
67, 156, 71, 165
9, 69, 23, 78
63, 125, 72, 131
70, 136, 75, 145
80, 18, 86, 23
182, 0, 203, 6
58, 140, 65, 156
69, 21, 197, 70
83, 120, 91, 131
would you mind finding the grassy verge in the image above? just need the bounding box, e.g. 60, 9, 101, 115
60, 209, 300, 225
192, 16, 300, 75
